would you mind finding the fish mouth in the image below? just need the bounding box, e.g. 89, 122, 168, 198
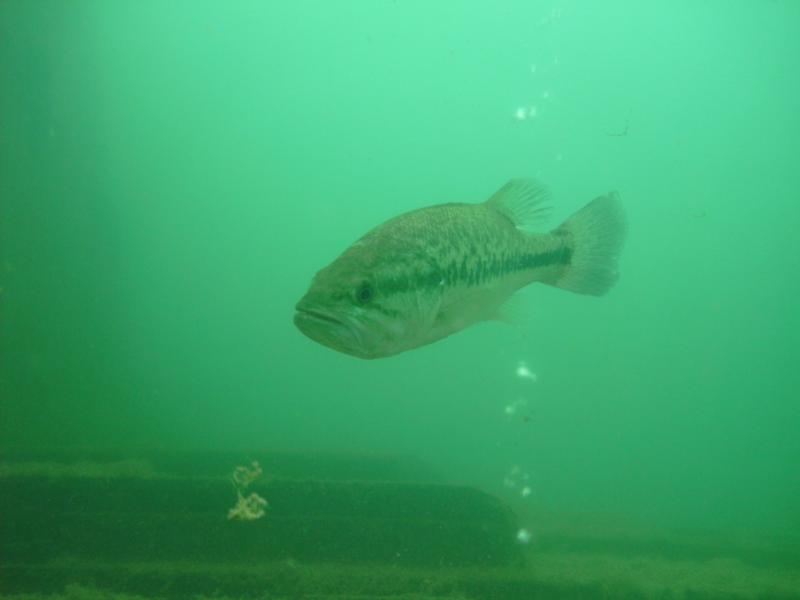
294, 306, 343, 326
293, 303, 349, 345
294, 303, 371, 357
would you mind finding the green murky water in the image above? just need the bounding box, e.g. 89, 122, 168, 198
2, 2, 799, 598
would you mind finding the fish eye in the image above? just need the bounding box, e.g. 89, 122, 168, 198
355, 282, 374, 304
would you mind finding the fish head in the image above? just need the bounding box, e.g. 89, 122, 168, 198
294, 243, 441, 359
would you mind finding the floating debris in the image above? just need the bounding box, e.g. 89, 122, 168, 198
516, 361, 538, 382
504, 396, 528, 417
228, 460, 268, 521
516, 528, 532, 544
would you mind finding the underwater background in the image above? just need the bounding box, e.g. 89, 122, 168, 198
1, 1, 799, 598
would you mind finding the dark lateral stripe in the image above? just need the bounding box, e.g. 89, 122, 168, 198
378, 246, 572, 296
378, 269, 442, 297
456, 247, 572, 288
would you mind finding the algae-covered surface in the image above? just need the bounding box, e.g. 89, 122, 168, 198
2, 549, 800, 599
2, 457, 799, 599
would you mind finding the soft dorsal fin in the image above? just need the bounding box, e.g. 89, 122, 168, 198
485, 179, 552, 230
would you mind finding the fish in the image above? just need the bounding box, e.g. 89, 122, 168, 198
294, 179, 626, 359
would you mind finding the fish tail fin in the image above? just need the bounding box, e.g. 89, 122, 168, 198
551, 191, 626, 296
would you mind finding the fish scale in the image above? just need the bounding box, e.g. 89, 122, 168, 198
295, 179, 625, 359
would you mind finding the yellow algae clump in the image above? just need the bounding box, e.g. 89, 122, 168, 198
228, 490, 268, 521
227, 460, 268, 521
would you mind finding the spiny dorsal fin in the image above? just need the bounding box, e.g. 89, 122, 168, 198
485, 179, 552, 230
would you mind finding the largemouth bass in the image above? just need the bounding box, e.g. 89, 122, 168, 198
295, 179, 625, 359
